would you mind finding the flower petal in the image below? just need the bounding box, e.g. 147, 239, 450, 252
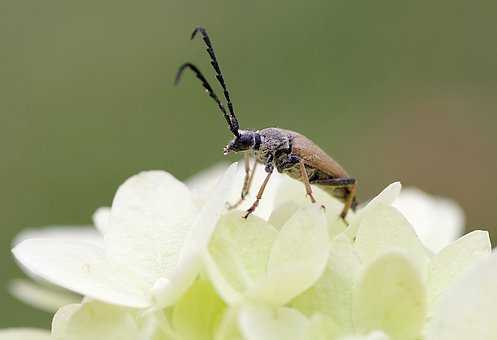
185, 162, 230, 201
247, 206, 330, 306
12, 239, 149, 308
172, 278, 226, 340
152, 164, 238, 307
306, 314, 342, 340
106, 171, 197, 286
203, 251, 244, 306
13, 226, 102, 247
205, 212, 278, 303
291, 234, 361, 332
52, 300, 161, 340
427, 251, 497, 340
338, 331, 390, 340
187, 162, 282, 221
0, 329, 52, 340
92, 207, 111, 235
232, 163, 282, 220
393, 188, 465, 252
270, 176, 346, 230
353, 251, 426, 340
345, 182, 401, 239
213, 308, 243, 340
238, 305, 309, 340
12, 226, 104, 285
8, 279, 80, 313
427, 230, 491, 311
354, 204, 430, 277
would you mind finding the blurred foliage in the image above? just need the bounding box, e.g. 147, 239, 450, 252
1, 0, 496, 328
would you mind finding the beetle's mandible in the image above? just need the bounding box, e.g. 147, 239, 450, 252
175, 27, 357, 220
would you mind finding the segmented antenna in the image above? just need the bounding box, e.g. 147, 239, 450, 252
191, 26, 239, 133
175, 63, 239, 137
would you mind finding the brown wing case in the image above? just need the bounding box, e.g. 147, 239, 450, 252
285, 130, 349, 179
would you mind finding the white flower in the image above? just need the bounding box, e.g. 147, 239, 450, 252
12, 165, 237, 309
10, 224, 105, 312
427, 251, 497, 339
0, 329, 52, 340
393, 188, 465, 253
203, 205, 330, 307
5, 162, 497, 340
51, 299, 166, 340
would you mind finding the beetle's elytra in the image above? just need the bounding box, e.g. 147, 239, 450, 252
176, 27, 357, 220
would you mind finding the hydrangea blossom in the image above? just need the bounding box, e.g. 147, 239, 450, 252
4, 162, 497, 340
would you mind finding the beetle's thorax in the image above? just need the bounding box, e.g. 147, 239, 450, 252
253, 128, 291, 163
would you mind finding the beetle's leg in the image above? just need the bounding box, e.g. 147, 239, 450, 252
299, 160, 316, 204
311, 178, 357, 219
227, 152, 257, 209
242, 157, 274, 219
340, 182, 357, 219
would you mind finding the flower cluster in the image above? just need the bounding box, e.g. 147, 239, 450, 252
2, 163, 496, 340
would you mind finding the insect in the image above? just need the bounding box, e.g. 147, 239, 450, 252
175, 27, 357, 220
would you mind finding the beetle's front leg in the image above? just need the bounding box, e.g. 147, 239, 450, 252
242, 154, 274, 218
227, 151, 257, 210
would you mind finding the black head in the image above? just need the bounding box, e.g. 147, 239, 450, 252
223, 130, 261, 155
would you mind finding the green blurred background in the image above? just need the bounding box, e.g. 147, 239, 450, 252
1, 0, 496, 328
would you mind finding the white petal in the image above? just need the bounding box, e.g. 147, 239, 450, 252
0, 329, 52, 340
12, 226, 104, 282
339, 331, 390, 340
354, 204, 430, 278
12, 239, 150, 308
186, 162, 282, 221
306, 314, 342, 340
52, 300, 161, 340
345, 182, 402, 239
171, 278, 226, 340
8, 279, 80, 313
152, 164, 238, 307
204, 212, 278, 304
92, 207, 111, 235
427, 251, 497, 340
238, 305, 309, 340
427, 230, 491, 311
247, 206, 330, 306
269, 176, 350, 237
271, 176, 345, 226
13, 226, 103, 247
214, 308, 243, 340
106, 171, 196, 285
185, 162, 230, 204
231, 163, 282, 221
353, 251, 426, 340
393, 188, 465, 252
203, 251, 244, 305
291, 234, 361, 332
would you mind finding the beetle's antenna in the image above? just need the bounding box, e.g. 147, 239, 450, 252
191, 26, 239, 133
175, 62, 239, 137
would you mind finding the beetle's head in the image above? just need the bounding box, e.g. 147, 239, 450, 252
224, 130, 260, 155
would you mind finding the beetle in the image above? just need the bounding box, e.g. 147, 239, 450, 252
175, 27, 357, 220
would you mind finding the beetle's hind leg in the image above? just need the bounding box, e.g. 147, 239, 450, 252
227, 152, 256, 209
311, 178, 357, 220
